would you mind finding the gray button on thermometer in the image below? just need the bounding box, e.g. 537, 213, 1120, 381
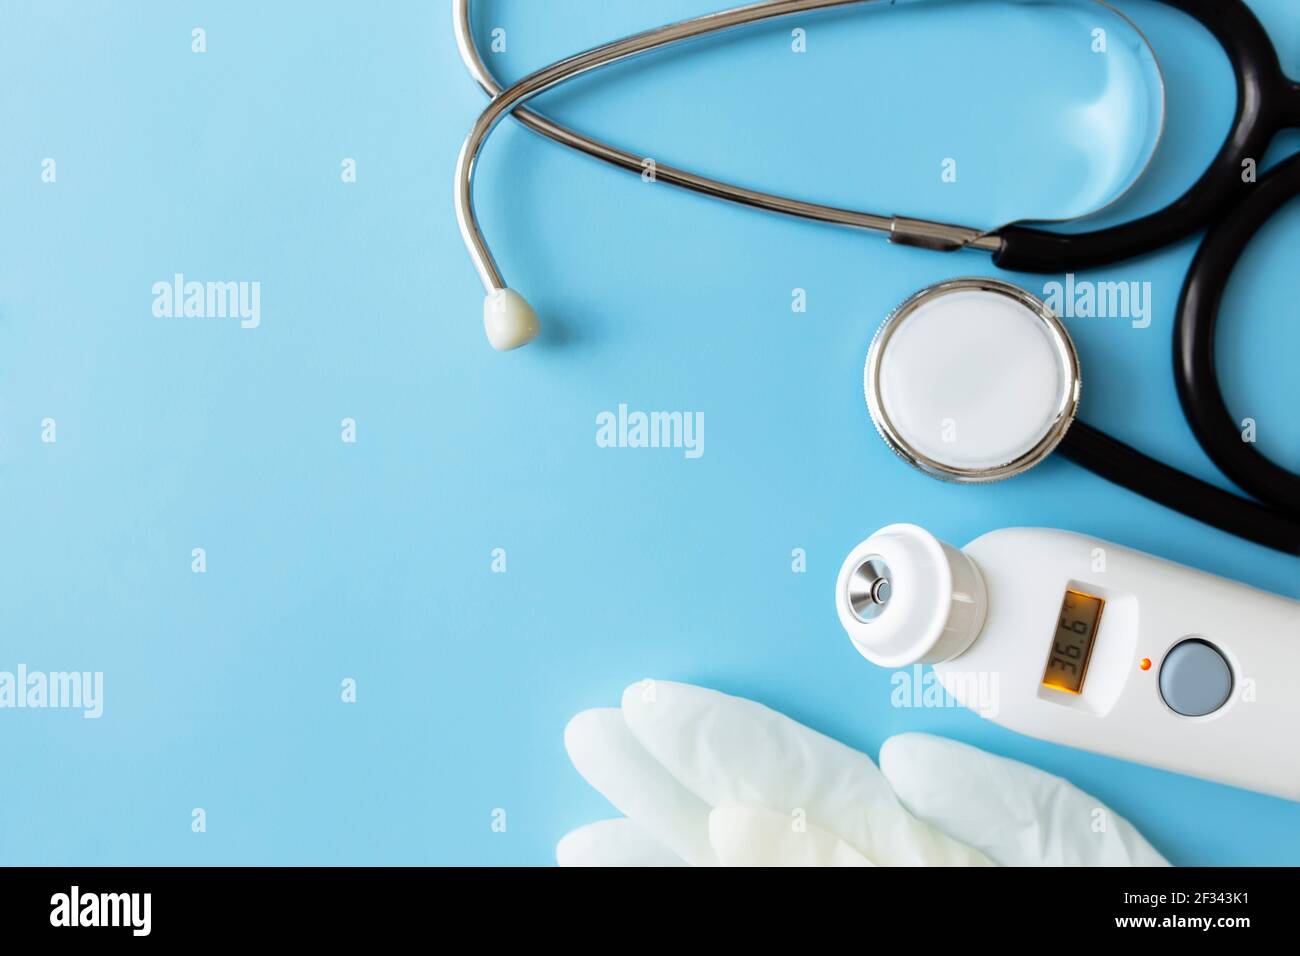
1159, 639, 1233, 717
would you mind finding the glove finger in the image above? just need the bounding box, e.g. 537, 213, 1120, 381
556, 818, 686, 867
879, 733, 1169, 867
709, 805, 874, 867
565, 707, 719, 866
620, 680, 990, 866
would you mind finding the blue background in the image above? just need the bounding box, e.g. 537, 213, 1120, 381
1, 0, 1297, 865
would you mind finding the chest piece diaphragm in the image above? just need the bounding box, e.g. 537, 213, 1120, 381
866, 278, 1080, 483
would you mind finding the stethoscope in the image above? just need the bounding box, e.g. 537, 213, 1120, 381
452, 0, 1300, 556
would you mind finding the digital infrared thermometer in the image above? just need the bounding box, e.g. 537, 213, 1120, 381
835, 525, 1300, 800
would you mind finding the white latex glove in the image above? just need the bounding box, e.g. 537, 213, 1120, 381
558, 680, 1168, 867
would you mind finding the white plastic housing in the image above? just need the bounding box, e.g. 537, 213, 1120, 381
936, 527, 1300, 801
836, 523, 987, 668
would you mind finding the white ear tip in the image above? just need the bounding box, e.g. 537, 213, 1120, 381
483, 288, 540, 351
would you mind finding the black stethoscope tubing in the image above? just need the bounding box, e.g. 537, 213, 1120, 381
1019, 0, 1300, 556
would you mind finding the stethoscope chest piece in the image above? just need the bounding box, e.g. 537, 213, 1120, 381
866, 278, 1080, 483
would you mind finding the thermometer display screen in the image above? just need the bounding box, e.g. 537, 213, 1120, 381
1042, 589, 1104, 694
